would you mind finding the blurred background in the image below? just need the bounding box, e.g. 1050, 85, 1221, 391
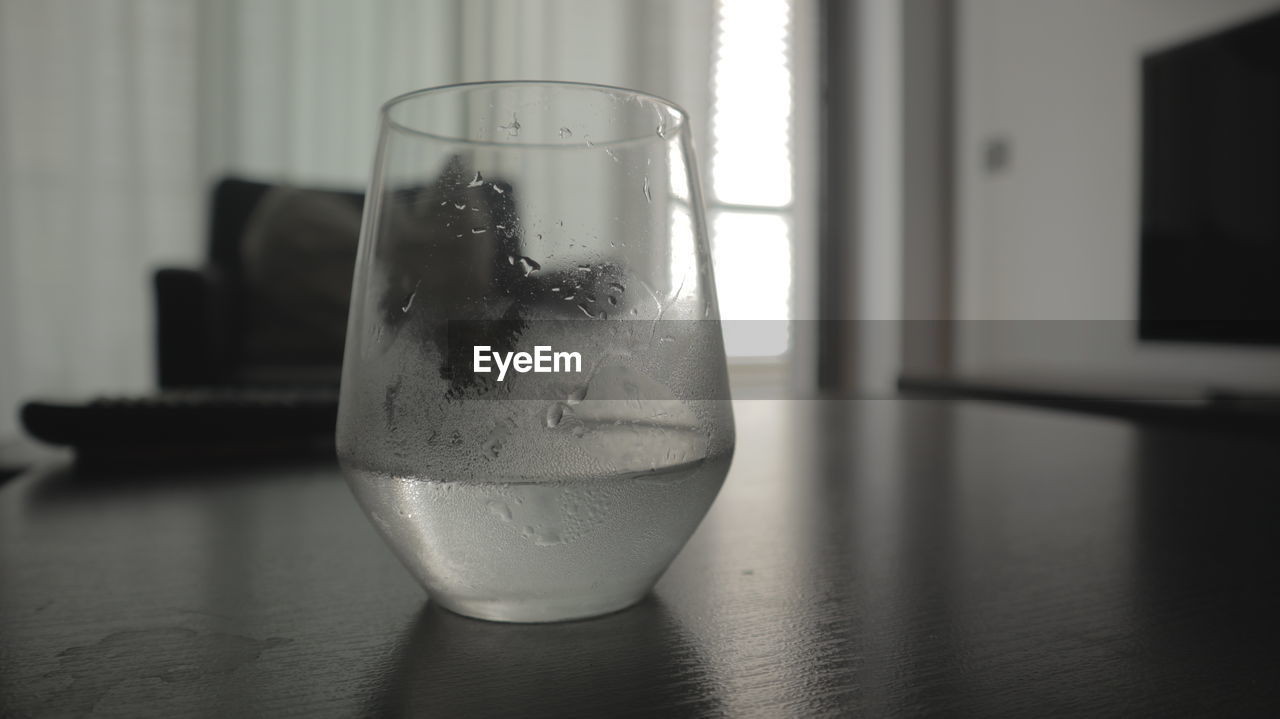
2, 0, 1280, 442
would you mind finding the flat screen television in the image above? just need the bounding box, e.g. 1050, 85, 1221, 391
1140, 10, 1280, 345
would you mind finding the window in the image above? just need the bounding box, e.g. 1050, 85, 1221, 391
709, 0, 795, 359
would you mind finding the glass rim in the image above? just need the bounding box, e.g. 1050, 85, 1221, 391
379, 80, 690, 148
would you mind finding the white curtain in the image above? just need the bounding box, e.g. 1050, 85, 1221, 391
0, 0, 203, 438
0, 0, 715, 437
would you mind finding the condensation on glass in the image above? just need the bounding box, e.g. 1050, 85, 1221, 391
336, 82, 736, 623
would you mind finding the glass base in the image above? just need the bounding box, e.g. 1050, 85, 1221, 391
430, 590, 649, 623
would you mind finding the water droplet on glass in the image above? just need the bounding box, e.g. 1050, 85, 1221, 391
608, 283, 625, 294
608, 296, 618, 306
576, 302, 595, 318
577, 265, 591, 272
499, 113, 521, 137
536, 233, 543, 240
584, 136, 594, 148
551, 286, 562, 293
486, 500, 512, 522
629, 307, 638, 316
468, 171, 484, 188
559, 127, 572, 138
491, 183, 505, 194
401, 281, 420, 313
584, 294, 596, 303
643, 176, 652, 202
483, 437, 502, 459
454, 202, 466, 210
517, 256, 541, 276
604, 147, 619, 162
507, 254, 516, 265
496, 224, 506, 231
562, 292, 576, 300
471, 227, 486, 234
545, 403, 565, 428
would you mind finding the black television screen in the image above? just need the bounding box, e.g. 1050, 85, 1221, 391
1140, 10, 1280, 345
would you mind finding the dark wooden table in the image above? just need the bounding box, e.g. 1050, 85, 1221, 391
3, 399, 1279, 717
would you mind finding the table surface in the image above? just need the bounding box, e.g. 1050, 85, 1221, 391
2, 399, 1279, 717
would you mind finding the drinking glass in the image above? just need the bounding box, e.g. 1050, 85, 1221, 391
337, 81, 734, 622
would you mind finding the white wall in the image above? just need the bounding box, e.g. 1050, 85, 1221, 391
955, 0, 1280, 390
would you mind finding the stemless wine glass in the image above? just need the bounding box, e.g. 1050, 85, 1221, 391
336, 81, 734, 622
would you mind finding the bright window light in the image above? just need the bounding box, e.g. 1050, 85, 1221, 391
711, 0, 793, 208
713, 212, 791, 357
709, 0, 794, 358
